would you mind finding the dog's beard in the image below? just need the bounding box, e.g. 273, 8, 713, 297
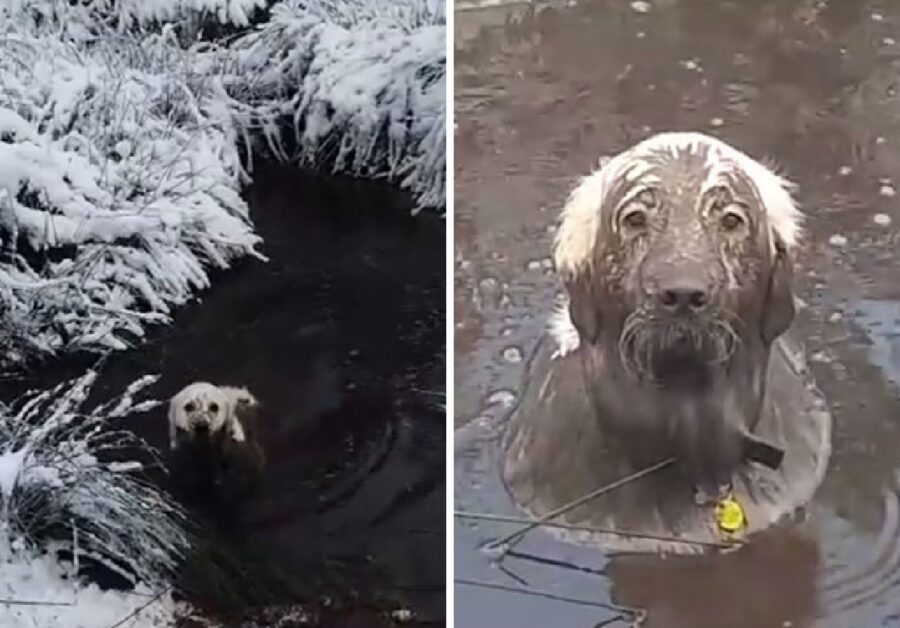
618, 310, 739, 386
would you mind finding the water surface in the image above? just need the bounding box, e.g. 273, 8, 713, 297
455, 1, 900, 626
3, 166, 446, 627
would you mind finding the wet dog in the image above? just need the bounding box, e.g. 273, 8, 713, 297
168, 382, 265, 514
502, 132, 832, 552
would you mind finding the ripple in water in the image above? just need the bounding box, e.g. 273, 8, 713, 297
819, 489, 900, 619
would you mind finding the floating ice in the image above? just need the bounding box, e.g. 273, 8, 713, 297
631, 1, 651, 13
486, 389, 517, 409
392, 609, 415, 623
501, 346, 523, 364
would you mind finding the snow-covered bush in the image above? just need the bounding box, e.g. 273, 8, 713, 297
227, 0, 446, 211
89, 0, 269, 29
0, 23, 262, 370
0, 0, 445, 369
0, 370, 189, 587
0, 0, 269, 35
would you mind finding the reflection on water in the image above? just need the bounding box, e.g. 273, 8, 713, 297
851, 299, 900, 387
455, 0, 900, 626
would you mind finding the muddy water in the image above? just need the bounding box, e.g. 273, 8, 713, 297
2, 166, 445, 626
454, 1, 900, 627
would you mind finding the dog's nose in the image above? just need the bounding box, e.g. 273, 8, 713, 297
657, 286, 709, 313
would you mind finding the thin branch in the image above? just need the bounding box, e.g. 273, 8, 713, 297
106, 587, 170, 628
504, 549, 609, 577
493, 457, 677, 548
0, 598, 73, 607
456, 509, 740, 550
455, 577, 646, 624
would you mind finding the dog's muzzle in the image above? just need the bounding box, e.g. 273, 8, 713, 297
189, 414, 213, 434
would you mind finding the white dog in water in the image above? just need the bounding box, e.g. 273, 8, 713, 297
167, 382, 266, 506
168, 382, 258, 449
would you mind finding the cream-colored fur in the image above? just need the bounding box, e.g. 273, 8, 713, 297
550, 132, 803, 357
553, 132, 802, 280
168, 382, 259, 449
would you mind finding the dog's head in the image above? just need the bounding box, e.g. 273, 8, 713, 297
169, 382, 233, 445
554, 132, 799, 386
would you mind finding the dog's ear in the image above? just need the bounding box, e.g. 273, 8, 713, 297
761, 233, 795, 345
565, 271, 600, 344
167, 400, 179, 450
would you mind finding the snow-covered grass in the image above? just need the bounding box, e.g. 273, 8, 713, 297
227, 0, 446, 210
0, 370, 192, 626
91, 0, 269, 29
1, 553, 184, 628
0, 0, 269, 34
0, 371, 189, 584
0, 20, 262, 371
0, 0, 445, 370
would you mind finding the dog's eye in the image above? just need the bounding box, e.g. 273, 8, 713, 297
184, 402, 196, 413
720, 208, 746, 231
208, 402, 219, 414
621, 208, 648, 230
619, 189, 655, 231
637, 188, 657, 208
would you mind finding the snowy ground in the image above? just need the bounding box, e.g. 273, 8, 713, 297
0, 552, 187, 628
0, 372, 192, 627
0, 0, 445, 626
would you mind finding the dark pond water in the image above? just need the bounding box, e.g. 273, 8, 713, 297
1, 165, 446, 627
454, 1, 900, 627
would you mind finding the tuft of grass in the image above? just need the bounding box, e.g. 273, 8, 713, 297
0, 370, 189, 587
0, 1, 445, 370
225, 0, 446, 213
0, 18, 262, 371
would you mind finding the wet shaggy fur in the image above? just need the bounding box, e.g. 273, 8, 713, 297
553, 131, 801, 280
557, 132, 796, 491
169, 382, 258, 449
501, 132, 832, 552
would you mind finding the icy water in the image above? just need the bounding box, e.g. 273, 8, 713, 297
455, 1, 900, 627
2, 166, 445, 626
